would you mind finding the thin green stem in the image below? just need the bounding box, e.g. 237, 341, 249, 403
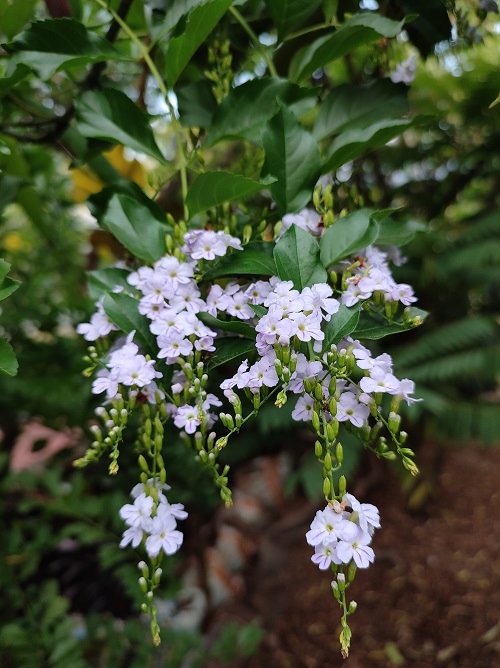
285, 22, 332, 42
93, 0, 190, 220
229, 6, 278, 77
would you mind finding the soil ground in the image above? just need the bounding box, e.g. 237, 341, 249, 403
205, 442, 500, 668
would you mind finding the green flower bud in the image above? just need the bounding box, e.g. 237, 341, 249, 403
348, 561, 357, 582
348, 601, 357, 614
388, 411, 401, 435
315, 383, 324, 401
311, 411, 321, 432
323, 477, 331, 496
331, 581, 341, 600
314, 440, 323, 458
328, 394, 338, 415
337, 573, 346, 592
338, 475, 347, 497
336, 442, 344, 465
399, 430, 408, 444
138, 455, 149, 474
328, 376, 337, 395
324, 452, 332, 471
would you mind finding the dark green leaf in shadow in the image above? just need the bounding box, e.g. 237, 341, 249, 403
198, 312, 256, 339
202, 245, 277, 280
97, 194, 167, 263
186, 172, 276, 216
289, 13, 404, 83
353, 307, 429, 340
207, 337, 256, 370
322, 119, 412, 173
205, 77, 319, 147
102, 292, 158, 357
261, 105, 322, 215
322, 303, 362, 350
0, 338, 18, 376
4, 18, 128, 80
314, 80, 409, 141
75, 89, 167, 164
165, 0, 233, 87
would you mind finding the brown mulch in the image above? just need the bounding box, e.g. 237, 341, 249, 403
205, 442, 500, 668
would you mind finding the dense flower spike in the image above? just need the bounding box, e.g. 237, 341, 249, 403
78, 204, 422, 656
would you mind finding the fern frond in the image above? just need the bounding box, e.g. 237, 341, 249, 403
392, 316, 499, 368
401, 344, 500, 383
440, 240, 500, 272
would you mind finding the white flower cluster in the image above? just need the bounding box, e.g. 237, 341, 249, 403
389, 55, 417, 85
306, 493, 380, 570
340, 245, 416, 308
76, 295, 119, 341
92, 330, 162, 401
119, 479, 187, 558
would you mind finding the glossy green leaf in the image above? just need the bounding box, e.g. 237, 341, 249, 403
274, 224, 327, 290
353, 307, 429, 339
98, 194, 167, 263
320, 210, 379, 267
322, 118, 412, 173
313, 80, 409, 141
160, 0, 208, 36
198, 312, 256, 339
165, 0, 233, 87
289, 13, 404, 83
261, 105, 322, 215
0, 0, 38, 40
0, 338, 18, 376
203, 245, 277, 280
177, 79, 217, 128
0, 259, 11, 284
250, 304, 268, 318
75, 89, 166, 164
205, 77, 318, 147
265, 0, 323, 40
207, 337, 256, 370
375, 218, 426, 247
322, 304, 362, 350
4, 18, 127, 80
0, 64, 30, 97
0, 276, 21, 300
186, 171, 276, 216
88, 268, 134, 303
102, 292, 158, 356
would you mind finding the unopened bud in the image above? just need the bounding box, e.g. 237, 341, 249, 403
324, 452, 332, 471
315, 440, 323, 458
311, 411, 321, 432
348, 601, 358, 614
315, 383, 323, 401
338, 475, 347, 497
323, 477, 331, 496
336, 442, 344, 464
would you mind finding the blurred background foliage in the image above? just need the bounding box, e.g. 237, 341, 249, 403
1, 0, 499, 665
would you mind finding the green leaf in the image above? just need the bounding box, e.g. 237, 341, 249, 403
186, 171, 275, 216
250, 304, 268, 318
0, 259, 11, 284
102, 292, 158, 356
323, 118, 412, 172
97, 194, 167, 263
203, 244, 277, 280
205, 77, 319, 147
177, 79, 217, 128
0, 0, 38, 40
289, 13, 405, 83
161, 0, 209, 35
0, 276, 21, 300
197, 312, 256, 339
320, 210, 379, 267
353, 307, 428, 340
313, 80, 409, 141
322, 304, 362, 350
87, 268, 133, 303
4, 18, 128, 80
165, 0, 233, 87
274, 225, 327, 290
0, 64, 31, 97
207, 337, 256, 370
375, 217, 425, 247
265, 0, 324, 40
261, 105, 322, 215
0, 338, 18, 376
75, 89, 166, 164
